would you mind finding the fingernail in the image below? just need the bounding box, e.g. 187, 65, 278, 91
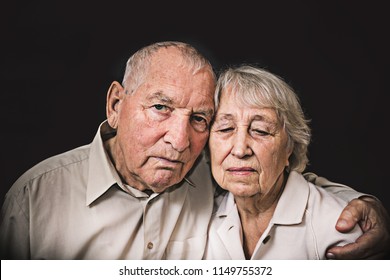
337, 219, 348, 227
326, 252, 335, 259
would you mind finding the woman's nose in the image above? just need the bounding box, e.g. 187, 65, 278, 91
231, 130, 253, 158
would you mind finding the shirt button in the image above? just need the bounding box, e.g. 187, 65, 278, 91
147, 242, 154, 249
263, 235, 271, 244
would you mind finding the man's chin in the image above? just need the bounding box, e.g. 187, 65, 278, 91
148, 171, 183, 193
149, 182, 176, 193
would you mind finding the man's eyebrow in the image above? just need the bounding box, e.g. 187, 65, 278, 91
147, 92, 214, 117
146, 92, 173, 104
196, 108, 215, 118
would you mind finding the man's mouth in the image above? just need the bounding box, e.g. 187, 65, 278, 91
153, 157, 183, 168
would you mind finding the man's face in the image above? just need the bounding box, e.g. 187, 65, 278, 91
109, 49, 215, 193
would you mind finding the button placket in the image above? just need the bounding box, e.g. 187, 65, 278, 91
143, 198, 161, 258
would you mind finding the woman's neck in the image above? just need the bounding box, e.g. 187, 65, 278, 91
236, 199, 276, 259
234, 171, 288, 259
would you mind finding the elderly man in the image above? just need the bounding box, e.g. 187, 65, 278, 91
1, 41, 389, 259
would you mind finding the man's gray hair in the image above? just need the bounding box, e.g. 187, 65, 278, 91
122, 41, 216, 94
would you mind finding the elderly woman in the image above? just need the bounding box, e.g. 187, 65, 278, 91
203, 65, 362, 259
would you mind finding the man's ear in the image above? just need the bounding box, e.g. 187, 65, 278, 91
106, 81, 125, 129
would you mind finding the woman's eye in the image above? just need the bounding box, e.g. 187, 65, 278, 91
219, 127, 234, 133
252, 129, 271, 136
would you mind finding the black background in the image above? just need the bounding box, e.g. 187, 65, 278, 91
1, 1, 389, 215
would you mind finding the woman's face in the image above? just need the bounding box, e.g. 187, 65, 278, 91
209, 87, 292, 198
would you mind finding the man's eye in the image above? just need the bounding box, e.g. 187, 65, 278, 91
192, 115, 206, 123
153, 104, 168, 111
191, 115, 208, 132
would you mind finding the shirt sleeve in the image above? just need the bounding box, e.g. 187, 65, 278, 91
303, 172, 376, 202
0, 185, 31, 259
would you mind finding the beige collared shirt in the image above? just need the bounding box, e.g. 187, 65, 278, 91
203, 171, 364, 260
0, 121, 214, 259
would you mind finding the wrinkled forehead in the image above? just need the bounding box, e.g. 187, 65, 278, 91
220, 83, 274, 109
217, 83, 284, 127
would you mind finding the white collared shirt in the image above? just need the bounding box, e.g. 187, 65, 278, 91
0, 121, 214, 259
203, 171, 363, 260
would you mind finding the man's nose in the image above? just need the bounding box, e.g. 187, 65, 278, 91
163, 117, 190, 152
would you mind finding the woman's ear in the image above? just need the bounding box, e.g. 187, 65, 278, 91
106, 81, 125, 129
285, 141, 294, 168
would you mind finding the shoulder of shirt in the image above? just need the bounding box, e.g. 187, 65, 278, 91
304, 177, 363, 249
306, 180, 348, 206
304, 179, 351, 224
7, 144, 91, 196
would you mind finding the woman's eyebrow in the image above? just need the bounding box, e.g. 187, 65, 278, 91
215, 114, 234, 122
252, 114, 277, 125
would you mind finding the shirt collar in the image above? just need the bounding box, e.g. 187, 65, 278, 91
271, 171, 309, 225
85, 120, 199, 206
215, 171, 309, 225
86, 120, 123, 206
215, 191, 236, 217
